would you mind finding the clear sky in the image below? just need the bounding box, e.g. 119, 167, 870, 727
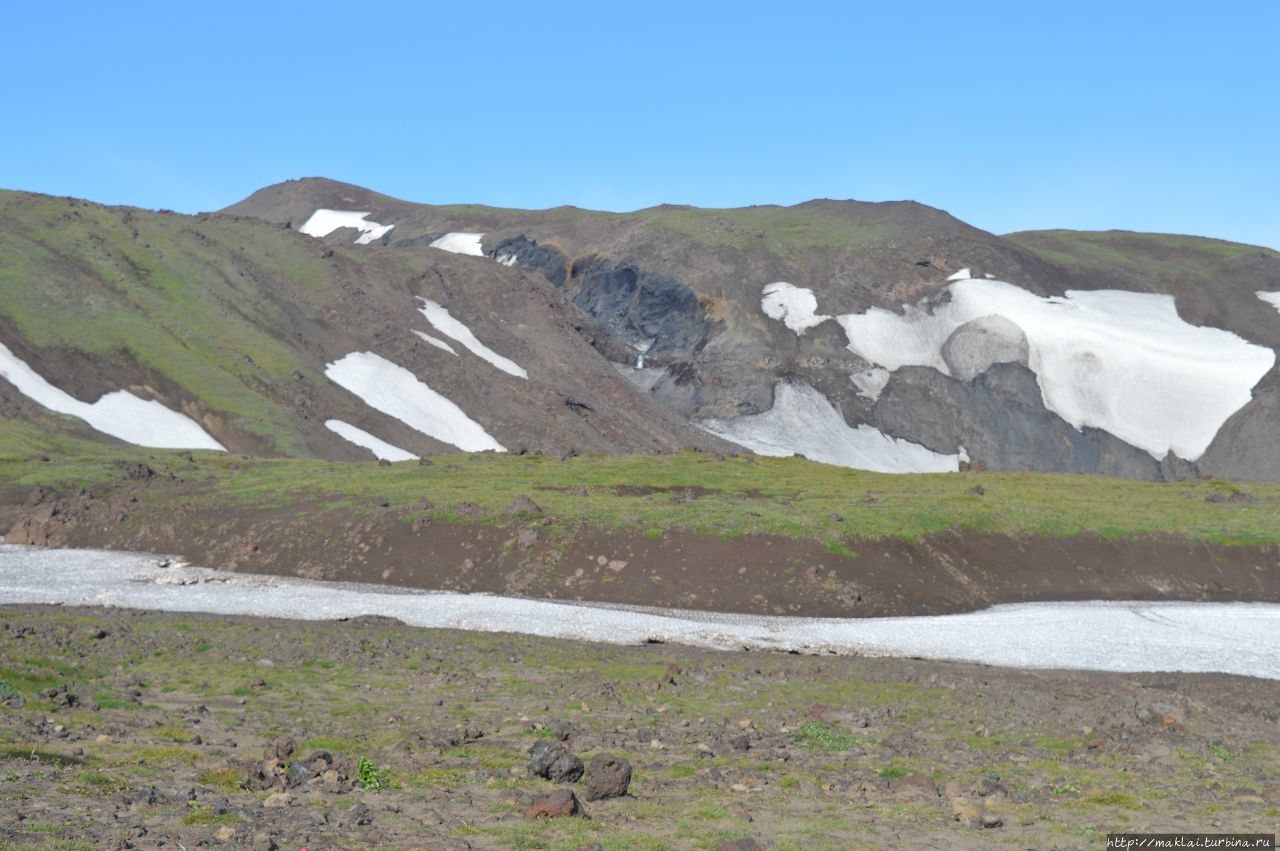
4, 1, 1277, 249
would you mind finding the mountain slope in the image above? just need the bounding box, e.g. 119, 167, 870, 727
0, 189, 726, 459
5, 180, 1280, 479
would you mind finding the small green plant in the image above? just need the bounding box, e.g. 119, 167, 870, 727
357, 756, 391, 791
789, 721, 860, 752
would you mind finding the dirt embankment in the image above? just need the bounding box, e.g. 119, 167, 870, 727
4, 477, 1277, 618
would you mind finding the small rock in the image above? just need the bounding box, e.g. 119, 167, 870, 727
524, 788, 585, 819
715, 841, 763, 851
263, 792, 292, 808
583, 753, 632, 801
981, 812, 1003, 828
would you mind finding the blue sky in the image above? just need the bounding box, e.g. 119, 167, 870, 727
4, 1, 1277, 248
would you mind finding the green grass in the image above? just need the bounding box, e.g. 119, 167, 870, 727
789, 722, 862, 752
5, 420, 1280, 549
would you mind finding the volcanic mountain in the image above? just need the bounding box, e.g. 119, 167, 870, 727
4, 177, 1280, 480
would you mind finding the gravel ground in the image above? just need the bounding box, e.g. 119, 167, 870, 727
1, 605, 1277, 850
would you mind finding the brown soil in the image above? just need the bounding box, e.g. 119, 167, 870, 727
4, 479, 1278, 619
0, 605, 1276, 850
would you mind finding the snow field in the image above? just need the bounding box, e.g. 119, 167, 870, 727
428, 233, 485, 256
701, 381, 966, 473
0, 342, 225, 451
324, 352, 505, 452
3, 545, 1277, 680
762, 278, 1272, 461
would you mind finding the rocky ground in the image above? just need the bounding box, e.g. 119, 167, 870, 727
1, 605, 1276, 850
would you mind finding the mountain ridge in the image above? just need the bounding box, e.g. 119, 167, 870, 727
4, 179, 1280, 479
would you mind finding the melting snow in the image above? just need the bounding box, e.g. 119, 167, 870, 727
496, 253, 518, 267
1257, 291, 1280, 314
3, 545, 1277, 679
324, 419, 418, 462
411, 329, 458, 355
850, 367, 891, 401
416, 298, 528, 379
761, 282, 829, 333
701, 381, 966, 473
429, 233, 485, 256
324, 352, 505, 452
0, 341, 225, 451
946, 267, 972, 281
299, 209, 394, 245
830, 279, 1274, 460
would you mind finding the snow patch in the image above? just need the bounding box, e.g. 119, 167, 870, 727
761, 282, 829, 334
701, 381, 965, 473
429, 233, 485, 256
411, 329, 458, 355
946, 267, 972, 281
299, 209, 394, 245
1256, 291, 1280, 314
324, 352, 505, 452
6, 546, 1277, 679
828, 279, 1274, 461
416, 298, 528, 379
496, 253, 518, 267
0, 341, 225, 451
324, 419, 418, 462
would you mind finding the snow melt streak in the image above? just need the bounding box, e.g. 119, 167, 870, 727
834, 280, 1274, 461
325, 352, 504, 452
3, 546, 1277, 680
323, 419, 417, 462
702, 381, 964, 473
0, 342, 225, 451
416, 299, 528, 379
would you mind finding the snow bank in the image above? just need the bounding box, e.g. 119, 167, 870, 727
831, 279, 1274, 460
701, 381, 965, 473
324, 352, 505, 452
299, 209, 394, 245
761, 282, 829, 334
416, 298, 528, 379
1257, 291, 1280, 314
323, 419, 418, 462
429, 233, 485, 256
0, 341, 225, 451
3, 545, 1277, 679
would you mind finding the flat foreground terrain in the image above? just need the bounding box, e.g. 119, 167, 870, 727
1, 605, 1276, 850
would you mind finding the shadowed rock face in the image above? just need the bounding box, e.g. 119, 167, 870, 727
566, 257, 716, 361
874, 364, 1168, 478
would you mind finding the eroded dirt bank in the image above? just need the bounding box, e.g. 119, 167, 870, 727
4, 478, 1277, 618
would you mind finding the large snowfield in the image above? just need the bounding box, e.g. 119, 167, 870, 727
761, 277, 1275, 462
324, 351, 505, 452
0, 342, 225, 451
1, 545, 1276, 680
